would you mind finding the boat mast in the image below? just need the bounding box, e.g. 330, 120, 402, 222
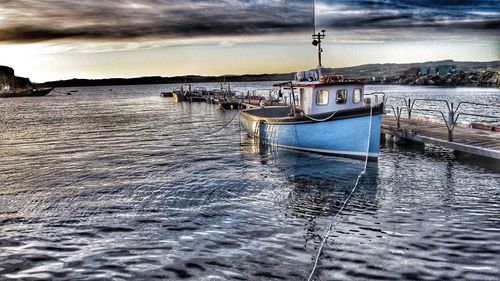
312, 31, 325, 68
311, 0, 325, 71
313, 0, 315, 35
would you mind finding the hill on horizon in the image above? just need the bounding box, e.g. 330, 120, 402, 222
27, 59, 500, 87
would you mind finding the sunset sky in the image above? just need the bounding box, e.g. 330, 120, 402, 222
0, 0, 498, 82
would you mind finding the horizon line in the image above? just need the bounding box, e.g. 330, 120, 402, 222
31, 58, 500, 83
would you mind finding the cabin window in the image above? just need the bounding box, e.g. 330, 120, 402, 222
353, 88, 362, 103
316, 90, 329, 105
336, 89, 347, 104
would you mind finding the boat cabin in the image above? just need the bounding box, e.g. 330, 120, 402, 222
276, 72, 368, 116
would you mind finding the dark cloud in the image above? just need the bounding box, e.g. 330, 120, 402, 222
0, 0, 498, 43
0, 0, 312, 42
318, 0, 500, 32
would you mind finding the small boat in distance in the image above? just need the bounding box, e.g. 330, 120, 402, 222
0, 85, 53, 98
240, 30, 385, 160
160, 91, 173, 97
172, 84, 207, 102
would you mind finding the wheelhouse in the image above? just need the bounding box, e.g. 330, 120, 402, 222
275, 76, 368, 116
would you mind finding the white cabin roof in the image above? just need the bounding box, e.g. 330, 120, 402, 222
274, 80, 365, 88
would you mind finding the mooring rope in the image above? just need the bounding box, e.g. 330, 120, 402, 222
218, 102, 230, 111
303, 110, 337, 122
307, 106, 373, 281
205, 110, 240, 135
303, 105, 358, 122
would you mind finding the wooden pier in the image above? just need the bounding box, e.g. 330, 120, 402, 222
382, 117, 500, 159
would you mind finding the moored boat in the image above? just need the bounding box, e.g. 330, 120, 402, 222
0, 86, 53, 98
240, 30, 385, 160
31, 87, 53, 96
171, 84, 209, 102
160, 91, 173, 97
172, 85, 189, 102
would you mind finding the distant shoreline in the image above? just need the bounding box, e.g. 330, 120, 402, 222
39, 72, 500, 89
38, 73, 295, 88
32, 59, 499, 88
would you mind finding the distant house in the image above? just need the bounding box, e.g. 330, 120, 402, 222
417, 65, 458, 76
436, 65, 458, 75
419, 67, 429, 75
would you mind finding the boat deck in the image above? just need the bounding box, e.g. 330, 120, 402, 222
242, 101, 286, 109
241, 106, 291, 118
382, 117, 500, 159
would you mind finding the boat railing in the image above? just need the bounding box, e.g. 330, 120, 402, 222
232, 90, 246, 99
212, 88, 238, 101
173, 87, 184, 93
385, 96, 500, 141
243, 89, 282, 106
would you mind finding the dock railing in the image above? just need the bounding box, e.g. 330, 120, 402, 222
385, 97, 500, 142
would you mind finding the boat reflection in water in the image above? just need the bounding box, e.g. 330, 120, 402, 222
240, 138, 379, 226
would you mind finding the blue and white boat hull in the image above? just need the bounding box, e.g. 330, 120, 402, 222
240, 107, 383, 160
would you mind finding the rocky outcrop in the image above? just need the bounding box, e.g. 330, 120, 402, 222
0, 65, 32, 89
0, 66, 15, 77
396, 71, 500, 87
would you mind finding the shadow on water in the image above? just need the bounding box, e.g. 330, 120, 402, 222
240, 138, 380, 244
241, 138, 378, 190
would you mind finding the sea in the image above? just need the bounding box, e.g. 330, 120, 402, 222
1, 83, 499, 280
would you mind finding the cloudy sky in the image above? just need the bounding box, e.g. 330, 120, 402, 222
0, 0, 498, 82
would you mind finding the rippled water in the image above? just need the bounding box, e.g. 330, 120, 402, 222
1, 84, 499, 280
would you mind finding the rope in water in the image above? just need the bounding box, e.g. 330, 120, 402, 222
307, 106, 373, 281
218, 103, 233, 112
205, 110, 240, 135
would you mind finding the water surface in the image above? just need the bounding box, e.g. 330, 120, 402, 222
0, 84, 499, 280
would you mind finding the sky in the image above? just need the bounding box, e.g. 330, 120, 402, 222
0, 0, 498, 82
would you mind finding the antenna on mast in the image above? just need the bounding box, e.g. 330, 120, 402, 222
311, 0, 325, 69
312, 30, 326, 68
